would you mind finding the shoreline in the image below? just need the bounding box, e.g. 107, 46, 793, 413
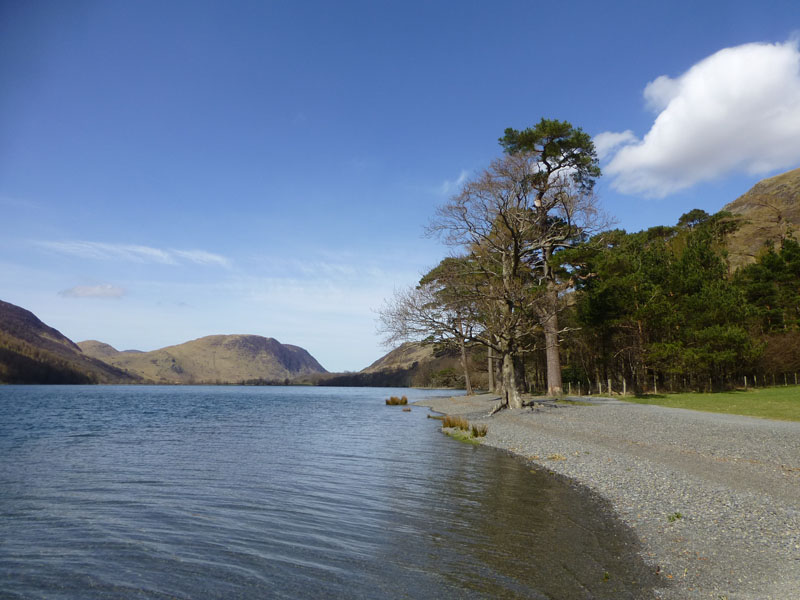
415, 394, 800, 600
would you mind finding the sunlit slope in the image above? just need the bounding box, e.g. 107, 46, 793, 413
80, 334, 326, 384
724, 167, 800, 269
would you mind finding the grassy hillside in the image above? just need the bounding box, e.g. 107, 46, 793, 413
81, 334, 327, 384
0, 300, 140, 384
724, 167, 800, 269
301, 342, 482, 388
361, 342, 436, 373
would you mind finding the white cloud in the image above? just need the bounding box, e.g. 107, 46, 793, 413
59, 283, 125, 299
439, 170, 470, 195
593, 130, 638, 161
599, 40, 800, 197
38, 241, 230, 268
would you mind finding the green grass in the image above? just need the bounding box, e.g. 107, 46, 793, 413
444, 428, 482, 445
667, 512, 684, 523
441, 414, 488, 443
624, 387, 800, 421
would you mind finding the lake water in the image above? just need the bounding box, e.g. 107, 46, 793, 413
0, 386, 659, 599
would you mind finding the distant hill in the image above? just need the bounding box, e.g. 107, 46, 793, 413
0, 300, 140, 384
361, 342, 436, 373
80, 334, 327, 384
311, 341, 476, 388
724, 167, 800, 269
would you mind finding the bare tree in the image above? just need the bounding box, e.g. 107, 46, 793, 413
378, 268, 478, 394
428, 140, 604, 406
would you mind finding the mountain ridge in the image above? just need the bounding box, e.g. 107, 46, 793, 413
79, 333, 327, 384
723, 166, 800, 269
0, 300, 139, 384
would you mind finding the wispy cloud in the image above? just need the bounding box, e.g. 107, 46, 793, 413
37, 241, 230, 268
439, 170, 470, 195
596, 39, 800, 197
59, 283, 125, 298
172, 249, 231, 268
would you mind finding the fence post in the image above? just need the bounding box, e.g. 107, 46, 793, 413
623, 378, 627, 396
599, 380, 603, 395
608, 378, 612, 395
744, 375, 747, 389
654, 374, 658, 395
568, 381, 572, 396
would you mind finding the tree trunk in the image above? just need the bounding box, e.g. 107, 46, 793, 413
459, 335, 473, 395
542, 286, 563, 396
500, 349, 524, 409
487, 346, 495, 392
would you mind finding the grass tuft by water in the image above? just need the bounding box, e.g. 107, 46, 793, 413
385, 395, 408, 405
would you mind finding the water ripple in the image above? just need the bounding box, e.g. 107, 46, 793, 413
0, 386, 660, 599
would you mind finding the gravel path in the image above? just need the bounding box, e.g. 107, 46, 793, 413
416, 394, 800, 600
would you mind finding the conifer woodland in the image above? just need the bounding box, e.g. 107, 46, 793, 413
380, 120, 800, 405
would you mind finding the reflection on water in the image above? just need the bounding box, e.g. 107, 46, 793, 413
0, 386, 661, 599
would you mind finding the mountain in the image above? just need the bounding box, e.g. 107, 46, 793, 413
0, 300, 140, 384
361, 341, 436, 373
307, 341, 476, 388
79, 334, 327, 384
723, 167, 800, 269
77, 339, 126, 360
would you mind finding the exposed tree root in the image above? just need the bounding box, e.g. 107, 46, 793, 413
488, 399, 508, 416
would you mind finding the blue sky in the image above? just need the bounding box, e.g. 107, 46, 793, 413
2, 0, 799, 371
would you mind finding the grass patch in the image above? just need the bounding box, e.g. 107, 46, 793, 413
441, 414, 488, 442
444, 428, 481, 445
623, 387, 800, 421
667, 511, 683, 523
442, 414, 470, 430
385, 395, 408, 405
471, 423, 488, 437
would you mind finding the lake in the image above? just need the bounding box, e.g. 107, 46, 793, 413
0, 386, 658, 599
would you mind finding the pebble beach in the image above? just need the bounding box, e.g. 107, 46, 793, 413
416, 394, 800, 600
